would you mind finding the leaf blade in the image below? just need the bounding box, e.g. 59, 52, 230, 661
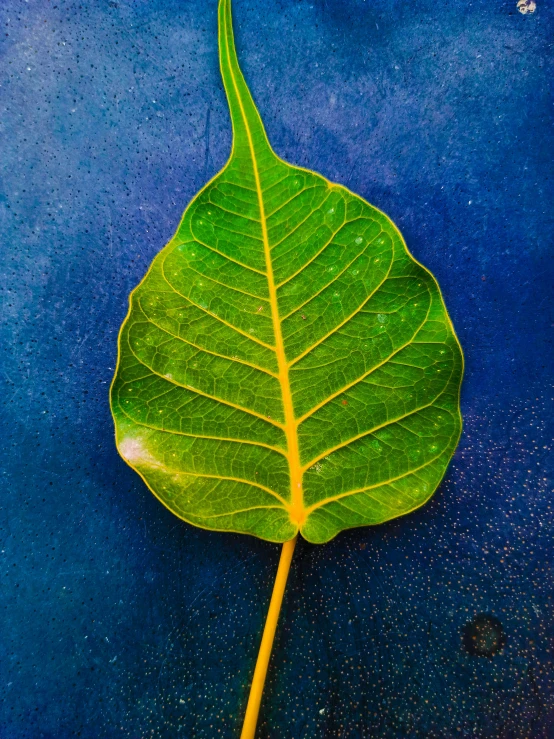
110, 0, 463, 544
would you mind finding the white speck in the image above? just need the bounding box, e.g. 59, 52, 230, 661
119, 436, 158, 467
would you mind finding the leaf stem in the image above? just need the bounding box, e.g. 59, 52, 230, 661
240, 536, 297, 739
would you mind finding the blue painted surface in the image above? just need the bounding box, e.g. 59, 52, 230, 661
1, 0, 553, 736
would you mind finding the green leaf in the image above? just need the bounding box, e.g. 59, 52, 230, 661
110, 0, 463, 545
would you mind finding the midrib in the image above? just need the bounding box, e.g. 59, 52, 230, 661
225, 56, 305, 528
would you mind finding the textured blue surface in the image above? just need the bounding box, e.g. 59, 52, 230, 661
1, 0, 553, 736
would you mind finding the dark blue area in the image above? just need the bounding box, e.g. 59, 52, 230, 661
1, 0, 553, 736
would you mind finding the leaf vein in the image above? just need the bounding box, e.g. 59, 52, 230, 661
305, 451, 446, 514
280, 231, 382, 320
159, 255, 277, 351
125, 334, 285, 430
138, 299, 278, 378
288, 255, 396, 367
115, 394, 287, 454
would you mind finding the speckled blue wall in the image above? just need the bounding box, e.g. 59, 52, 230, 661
1, 0, 553, 737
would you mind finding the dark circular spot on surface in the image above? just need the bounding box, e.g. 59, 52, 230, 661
463, 614, 506, 658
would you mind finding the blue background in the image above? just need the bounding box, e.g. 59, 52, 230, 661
1, 0, 553, 736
